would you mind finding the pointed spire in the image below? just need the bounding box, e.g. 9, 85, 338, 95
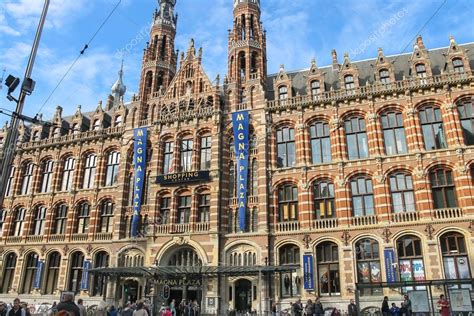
112, 60, 127, 108
331, 49, 339, 71
75, 105, 82, 117
53, 106, 63, 122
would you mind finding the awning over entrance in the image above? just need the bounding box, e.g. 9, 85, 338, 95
88, 265, 299, 278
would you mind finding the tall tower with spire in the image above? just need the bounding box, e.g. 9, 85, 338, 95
111, 60, 126, 108
139, 0, 178, 101
227, 0, 267, 105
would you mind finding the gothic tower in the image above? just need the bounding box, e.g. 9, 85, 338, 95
227, 0, 267, 107
139, 0, 178, 101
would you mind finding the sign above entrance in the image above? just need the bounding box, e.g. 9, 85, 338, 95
156, 171, 210, 185
156, 278, 202, 287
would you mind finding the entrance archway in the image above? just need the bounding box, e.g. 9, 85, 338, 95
123, 280, 139, 303
235, 279, 252, 313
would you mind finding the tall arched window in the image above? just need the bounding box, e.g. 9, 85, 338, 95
53, 204, 68, 235
11, 208, 26, 236
178, 195, 191, 224
350, 176, 374, 216
228, 209, 234, 233
314, 180, 335, 219
180, 138, 193, 172
277, 127, 296, 168
440, 233, 471, 283
99, 201, 114, 233
105, 151, 120, 186
430, 168, 457, 209
355, 239, 381, 296
310, 122, 331, 164
114, 115, 123, 127
278, 86, 288, 100
279, 244, 301, 297
21, 252, 39, 294
278, 184, 298, 222
167, 248, 202, 266
345, 117, 368, 159
251, 207, 258, 232
381, 111, 407, 155
397, 235, 425, 287
415, 63, 427, 84
68, 252, 84, 293
310, 80, 320, 99
1, 253, 17, 293
31, 206, 47, 235
452, 58, 464, 74
457, 98, 474, 145
379, 69, 390, 84
229, 162, 235, 198
316, 242, 340, 296
163, 141, 174, 174
198, 194, 210, 223
61, 157, 75, 191
5, 166, 15, 197
40, 160, 54, 193
419, 105, 447, 150
250, 158, 258, 195
92, 251, 109, 296
200, 136, 212, 170
344, 75, 355, 90
21, 162, 35, 195
0, 209, 6, 237
160, 196, 171, 224
389, 173, 415, 213
44, 252, 60, 294
75, 203, 90, 234
83, 154, 97, 189
93, 119, 101, 131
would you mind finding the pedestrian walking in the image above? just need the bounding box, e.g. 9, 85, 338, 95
348, 299, 357, 316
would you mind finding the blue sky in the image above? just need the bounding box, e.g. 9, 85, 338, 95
0, 0, 473, 120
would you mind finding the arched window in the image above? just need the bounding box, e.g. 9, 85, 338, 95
452, 58, 464, 74
21, 162, 34, 195
430, 168, 457, 209
159, 196, 171, 224
250, 158, 258, 195
229, 162, 235, 198
67, 252, 84, 293
180, 138, 193, 172
76, 202, 90, 234
163, 141, 174, 174
83, 154, 97, 189
350, 176, 374, 216
379, 69, 390, 84
381, 111, 407, 155
457, 98, 474, 145
52, 127, 61, 138
345, 117, 368, 159
178, 195, 191, 224
278, 184, 298, 222
1, 253, 17, 293
93, 119, 101, 131
44, 252, 60, 294
228, 209, 234, 233
5, 166, 15, 197
279, 244, 301, 297
278, 86, 288, 101
310, 121, 331, 164
314, 180, 335, 219
61, 157, 75, 191
72, 124, 80, 134
105, 151, 120, 186
389, 173, 415, 213
0, 209, 6, 237
200, 136, 212, 170
440, 233, 471, 283
53, 204, 68, 235
114, 115, 123, 127
31, 206, 47, 235
168, 248, 202, 266
197, 194, 210, 223
21, 252, 39, 294
11, 208, 26, 236
40, 160, 54, 193
277, 127, 296, 168
92, 252, 109, 296
251, 207, 258, 232
99, 201, 114, 233
355, 239, 381, 296
311, 80, 320, 99
344, 75, 355, 90
419, 105, 447, 150
396, 235, 425, 288
415, 63, 427, 84
316, 242, 340, 296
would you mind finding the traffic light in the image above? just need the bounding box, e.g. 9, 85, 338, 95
163, 285, 170, 299
5, 75, 20, 101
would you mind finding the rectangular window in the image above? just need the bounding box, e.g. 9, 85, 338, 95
200, 136, 212, 170
345, 118, 368, 160
61, 158, 75, 191
277, 127, 296, 168
160, 197, 171, 224
5, 167, 15, 197
178, 196, 191, 224
163, 142, 174, 174
310, 122, 331, 164
83, 154, 96, 189
180, 139, 193, 172
198, 194, 210, 222
41, 161, 54, 193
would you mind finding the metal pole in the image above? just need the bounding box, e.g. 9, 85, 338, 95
0, 0, 49, 206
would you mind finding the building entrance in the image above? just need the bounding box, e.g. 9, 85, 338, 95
235, 279, 252, 313
123, 280, 139, 303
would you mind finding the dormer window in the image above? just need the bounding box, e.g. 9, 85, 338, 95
72, 124, 80, 134
452, 58, 464, 74
93, 120, 101, 131
415, 64, 427, 84
278, 86, 288, 101
310, 81, 320, 100
53, 128, 61, 138
379, 69, 390, 84
114, 116, 123, 127
32, 131, 40, 141
344, 75, 355, 90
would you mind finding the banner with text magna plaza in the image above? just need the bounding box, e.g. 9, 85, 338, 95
232, 111, 250, 232
303, 254, 315, 290
32, 260, 44, 289
131, 127, 148, 237
384, 248, 398, 283
80, 260, 92, 290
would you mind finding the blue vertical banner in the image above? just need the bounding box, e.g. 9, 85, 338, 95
131, 127, 148, 237
303, 254, 314, 290
384, 248, 398, 283
232, 111, 250, 231
80, 260, 92, 290
32, 260, 44, 289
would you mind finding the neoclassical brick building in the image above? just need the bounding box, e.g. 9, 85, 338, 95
1, 0, 474, 314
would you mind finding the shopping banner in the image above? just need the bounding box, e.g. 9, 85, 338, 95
303, 254, 314, 290
32, 260, 44, 289
384, 248, 398, 283
80, 260, 92, 290
232, 111, 249, 231
131, 127, 148, 237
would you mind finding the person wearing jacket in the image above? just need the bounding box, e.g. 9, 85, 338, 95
0, 303, 8, 316
381, 296, 390, 316
57, 294, 81, 316
313, 297, 324, 316
7, 299, 25, 316
348, 299, 358, 316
